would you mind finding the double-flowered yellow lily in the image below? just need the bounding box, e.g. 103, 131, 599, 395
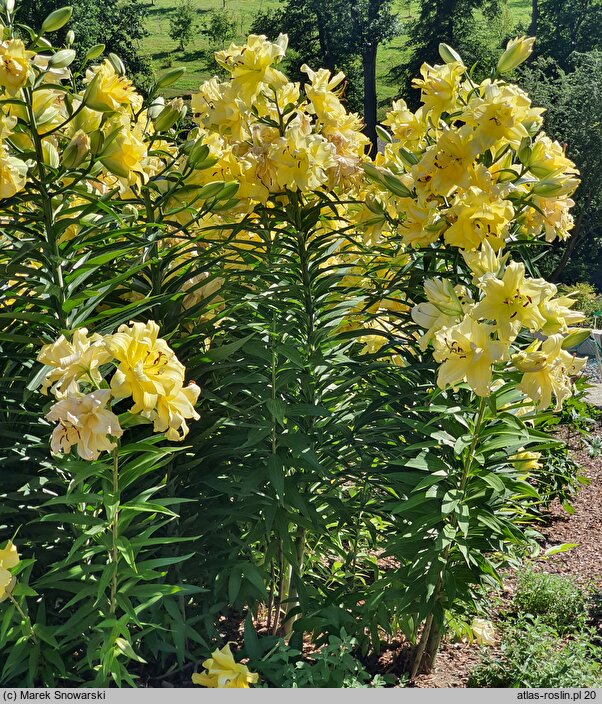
513, 335, 586, 410
46, 389, 124, 460
192, 643, 259, 688
0, 541, 19, 603
432, 316, 507, 396
108, 321, 186, 415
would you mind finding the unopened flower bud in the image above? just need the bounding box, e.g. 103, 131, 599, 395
42, 140, 60, 168
497, 36, 535, 74
154, 97, 185, 132
63, 129, 90, 168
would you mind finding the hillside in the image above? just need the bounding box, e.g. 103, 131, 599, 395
141, 0, 532, 100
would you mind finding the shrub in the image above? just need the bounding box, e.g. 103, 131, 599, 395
255, 632, 392, 688
558, 282, 602, 328
514, 570, 587, 633
468, 618, 602, 688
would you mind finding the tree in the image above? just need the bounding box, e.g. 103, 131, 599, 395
169, 0, 197, 53
531, 0, 602, 70
251, 0, 399, 156
16, 0, 152, 88
388, 0, 508, 106
520, 52, 602, 287
201, 8, 236, 49
349, 0, 400, 157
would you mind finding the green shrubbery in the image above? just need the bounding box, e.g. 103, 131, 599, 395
514, 569, 588, 633
470, 572, 600, 688
468, 618, 602, 688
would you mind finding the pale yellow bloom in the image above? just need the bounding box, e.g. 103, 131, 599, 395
411, 278, 469, 351
444, 187, 513, 251
0, 39, 34, 95
0, 540, 19, 569
513, 335, 587, 410
510, 449, 542, 472
398, 198, 443, 248
433, 316, 507, 396
215, 34, 289, 104
539, 293, 586, 335
472, 618, 496, 646
413, 127, 476, 198
0, 540, 18, 602
461, 241, 508, 283
382, 99, 427, 151
37, 328, 111, 396
151, 382, 200, 441
191, 78, 248, 140
84, 59, 139, 112
412, 61, 466, 123
0, 148, 27, 199
46, 389, 123, 460
473, 262, 549, 341
527, 135, 577, 179
107, 321, 185, 414
302, 64, 347, 125
0, 568, 15, 603
524, 195, 575, 243
192, 643, 258, 688
100, 126, 147, 180
462, 81, 543, 151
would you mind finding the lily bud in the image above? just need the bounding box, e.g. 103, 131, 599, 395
497, 36, 535, 74
154, 98, 185, 132
41, 6, 73, 34
512, 350, 547, 373
62, 130, 90, 168
438, 43, 464, 66
531, 176, 579, 198
147, 96, 165, 120
42, 140, 60, 168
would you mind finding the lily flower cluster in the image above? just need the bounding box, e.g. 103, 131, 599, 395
37, 321, 200, 460
0, 23, 194, 238
186, 34, 369, 214
357, 37, 591, 409
370, 38, 579, 252
0, 541, 19, 603
192, 643, 258, 688
411, 242, 586, 407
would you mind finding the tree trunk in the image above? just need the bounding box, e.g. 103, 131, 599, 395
549, 212, 586, 282
312, 2, 335, 70
363, 42, 379, 159
529, 0, 538, 38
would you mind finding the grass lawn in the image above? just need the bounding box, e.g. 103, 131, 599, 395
142, 0, 532, 102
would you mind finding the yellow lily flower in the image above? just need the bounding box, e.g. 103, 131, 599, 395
83, 59, 139, 112
513, 335, 587, 410
192, 643, 259, 688
151, 382, 201, 441
37, 328, 111, 397
473, 262, 549, 341
0, 39, 34, 95
107, 321, 185, 414
46, 389, 123, 461
215, 34, 289, 104
433, 316, 507, 396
